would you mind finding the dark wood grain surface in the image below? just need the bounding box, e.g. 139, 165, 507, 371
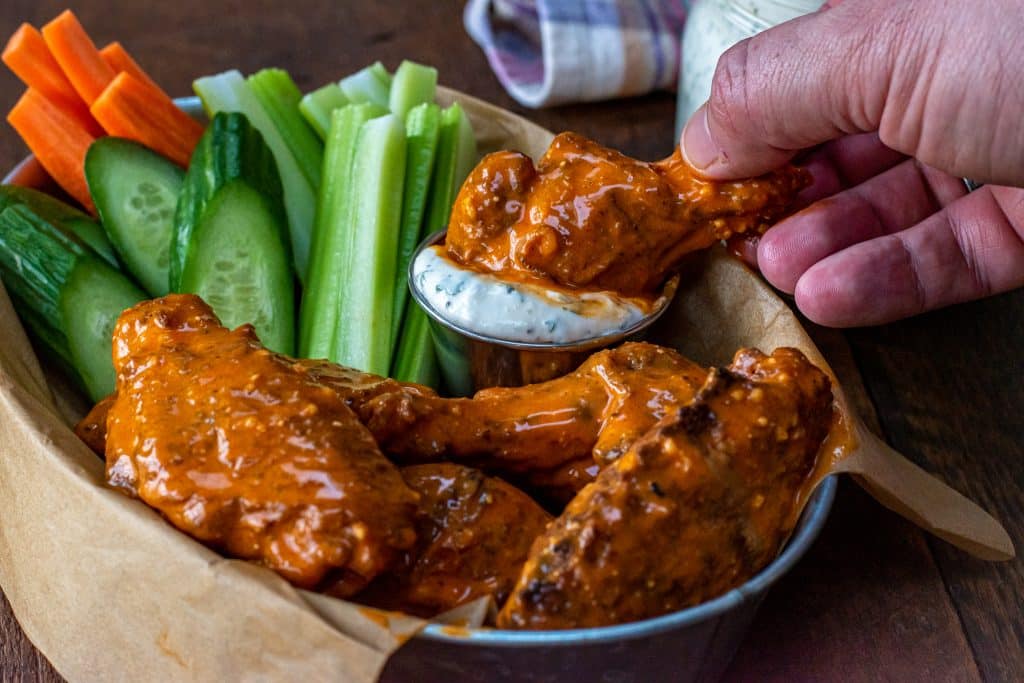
0, 2, 1020, 681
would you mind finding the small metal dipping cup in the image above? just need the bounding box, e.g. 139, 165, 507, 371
409, 232, 679, 395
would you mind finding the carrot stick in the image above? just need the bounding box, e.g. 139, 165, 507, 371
41, 10, 116, 106
98, 41, 167, 97
2, 23, 104, 136
90, 72, 203, 167
7, 89, 96, 213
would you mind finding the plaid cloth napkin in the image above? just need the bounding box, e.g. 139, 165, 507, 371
464, 0, 688, 108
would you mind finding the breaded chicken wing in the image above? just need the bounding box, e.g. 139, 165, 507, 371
498, 347, 833, 629
101, 294, 419, 594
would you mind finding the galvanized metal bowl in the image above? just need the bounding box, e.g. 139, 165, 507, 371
3, 95, 837, 683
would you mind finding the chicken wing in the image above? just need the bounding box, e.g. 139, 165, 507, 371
353, 464, 552, 617
362, 342, 708, 498
498, 347, 833, 629
446, 132, 808, 298
74, 356, 434, 458
101, 294, 419, 594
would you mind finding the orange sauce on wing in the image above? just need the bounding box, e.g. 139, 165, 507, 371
445, 132, 808, 298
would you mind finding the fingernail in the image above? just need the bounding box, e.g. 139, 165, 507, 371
681, 104, 720, 171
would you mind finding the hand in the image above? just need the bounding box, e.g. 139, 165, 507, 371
679, 0, 1024, 327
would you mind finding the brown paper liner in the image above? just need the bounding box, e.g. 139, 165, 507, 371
0, 88, 1012, 683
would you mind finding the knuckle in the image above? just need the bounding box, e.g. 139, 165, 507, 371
707, 39, 755, 141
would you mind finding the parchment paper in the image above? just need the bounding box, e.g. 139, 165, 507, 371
0, 88, 1012, 683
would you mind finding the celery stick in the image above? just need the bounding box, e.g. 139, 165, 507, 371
339, 61, 392, 107
248, 68, 324, 188
392, 305, 439, 387
390, 102, 441, 344
331, 114, 406, 374
423, 103, 479, 235
299, 83, 348, 139
299, 103, 383, 359
193, 70, 316, 282
388, 61, 438, 119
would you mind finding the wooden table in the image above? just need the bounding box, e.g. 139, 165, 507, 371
0, 2, 1021, 681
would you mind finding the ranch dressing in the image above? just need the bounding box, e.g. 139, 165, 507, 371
676, 0, 820, 136
412, 246, 653, 344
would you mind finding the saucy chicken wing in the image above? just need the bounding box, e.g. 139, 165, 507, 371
354, 464, 552, 617
446, 132, 808, 298
74, 355, 434, 458
498, 347, 833, 629
100, 294, 419, 593
362, 342, 708, 498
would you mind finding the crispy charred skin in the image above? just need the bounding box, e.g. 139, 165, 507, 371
362, 342, 708, 496
497, 347, 833, 629
353, 464, 552, 617
101, 294, 419, 593
445, 132, 808, 298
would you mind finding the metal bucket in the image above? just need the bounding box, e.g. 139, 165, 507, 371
383, 476, 836, 682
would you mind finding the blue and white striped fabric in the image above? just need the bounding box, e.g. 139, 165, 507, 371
464, 0, 688, 108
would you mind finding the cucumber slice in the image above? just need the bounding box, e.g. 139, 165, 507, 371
60, 257, 149, 399
0, 203, 145, 400
194, 70, 316, 282
85, 137, 183, 296
179, 181, 295, 354
0, 185, 118, 267
174, 111, 296, 354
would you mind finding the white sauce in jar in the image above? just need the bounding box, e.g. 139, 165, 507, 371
412, 246, 654, 344
676, 0, 820, 135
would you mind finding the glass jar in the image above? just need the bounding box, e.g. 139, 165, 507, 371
675, 0, 820, 136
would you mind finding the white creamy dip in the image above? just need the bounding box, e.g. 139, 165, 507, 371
412, 246, 653, 344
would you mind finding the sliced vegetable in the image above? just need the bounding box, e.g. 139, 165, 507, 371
390, 102, 440, 343
248, 68, 323, 188
299, 103, 384, 358
339, 61, 391, 108
7, 88, 97, 212
98, 41, 167, 97
0, 203, 145, 400
86, 137, 183, 295
391, 305, 439, 387
0, 185, 116, 266
40, 10, 115, 106
298, 82, 348, 139
8, 287, 77, 377
330, 113, 406, 374
194, 70, 317, 282
388, 60, 438, 119
61, 255, 149, 399
423, 102, 478, 235
2, 23, 103, 136
90, 72, 204, 168
174, 111, 295, 354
